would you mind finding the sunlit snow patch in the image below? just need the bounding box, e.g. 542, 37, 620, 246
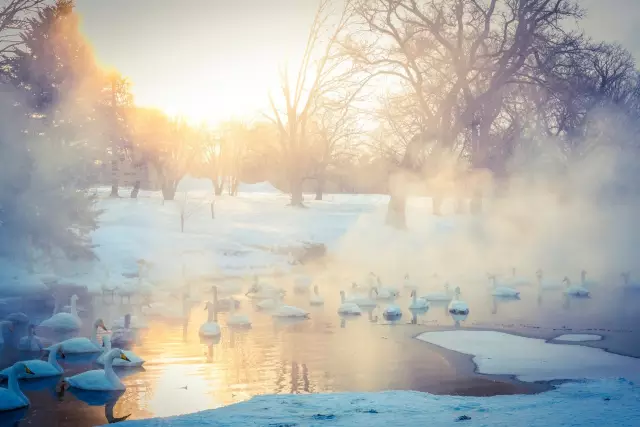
416, 330, 640, 382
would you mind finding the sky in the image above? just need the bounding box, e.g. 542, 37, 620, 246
75, 0, 640, 126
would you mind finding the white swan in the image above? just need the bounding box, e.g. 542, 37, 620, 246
49, 319, 107, 354
39, 294, 82, 332
272, 302, 309, 318
621, 272, 640, 288
309, 285, 324, 306
374, 275, 399, 298
503, 267, 530, 287
424, 283, 453, 302
199, 300, 221, 337
562, 277, 590, 297
227, 297, 251, 328
65, 349, 130, 391
402, 274, 417, 290
0, 362, 35, 412
337, 291, 362, 315
448, 287, 469, 315
536, 269, 563, 290
345, 285, 377, 307
382, 304, 402, 319
293, 275, 313, 293
18, 325, 42, 352
112, 314, 148, 331
489, 275, 520, 298
256, 290, 285, 310
0, 321, 13, 346
97, 335, 144, 368
408, 290, 429, 310
1, 344, 64, 379
580, 270, 598, 288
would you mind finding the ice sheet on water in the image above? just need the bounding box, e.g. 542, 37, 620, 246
416, 330, 640, 382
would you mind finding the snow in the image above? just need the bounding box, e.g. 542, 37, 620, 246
236, 181, 281, 194
416, 330, 640, 382
553, 334, 603, 342
107, 379, 640, 427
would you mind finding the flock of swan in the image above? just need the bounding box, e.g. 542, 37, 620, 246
1, 265, 637, 413
0, 297, 146, 412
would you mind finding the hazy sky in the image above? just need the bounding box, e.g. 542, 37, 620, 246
75, 0, 640, 125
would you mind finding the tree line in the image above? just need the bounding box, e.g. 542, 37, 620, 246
2, 0, 639, 263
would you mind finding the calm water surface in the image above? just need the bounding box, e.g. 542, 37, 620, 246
0, 276, 639, 426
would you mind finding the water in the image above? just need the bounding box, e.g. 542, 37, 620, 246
0, 277, 639, 426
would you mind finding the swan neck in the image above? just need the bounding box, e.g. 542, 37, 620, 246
70, 298, 78, 317
53, 299, 60, 315
412, 293, 417, 303
207, 306, 214, 323
8, 368, 27, 402
340, 293, 345, 303
48, 347, 63, 372
91, 323, 99, 345
104, 350, 124, 387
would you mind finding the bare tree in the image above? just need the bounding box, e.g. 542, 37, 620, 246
346, 0, 584, 227
266, 0, 370, 206
0, 0, 49, 59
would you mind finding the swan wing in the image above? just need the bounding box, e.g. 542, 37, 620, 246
0, 389, 27, 411
66, 369, 118, 391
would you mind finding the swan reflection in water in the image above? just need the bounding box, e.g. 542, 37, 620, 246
451, 313, 468, 328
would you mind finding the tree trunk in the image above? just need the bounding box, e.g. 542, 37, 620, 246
385, 192, 407, 228
469, 190, 483, 214
162, 181, 177, 200
315, 175, 325, 201
290, 177, 304, 207
231, 178, 238, 196
130, 181, 140, 198
109, 157, 119, 198
432, 196, 443, 216
214, 180, 223, 196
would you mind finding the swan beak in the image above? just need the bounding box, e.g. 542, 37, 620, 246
24, 365, 35, 375
120, 353, 131, 362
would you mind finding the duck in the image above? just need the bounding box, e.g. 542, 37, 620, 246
448, 287, 469, 315
0, 321, 14, 346
17, 324, 43, 352
408, 290, 429, 310
382, 304, 402, 320
345, 285, 377, 307
49, 319, 108, 354
621, 272, 640, 289
1, 344, 65, 379
199, 292, 221, 338
97, 335, 144, 368
580, 270, 598, 288
424, 283, 453, 302
38, 294, 82, 333
0, 362, 35, 411
309, 285, 324, 306
337, 291, 362, 315
293, 275, 313, 293
64, 349, 131, 391
226, 297, 251, 328
562, 277, 590, 297
488, 274, 520, 298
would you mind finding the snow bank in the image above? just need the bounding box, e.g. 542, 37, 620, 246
176, 175, 214, 193
553, 334, 603, 342
416, 330, 640, 382
107, 379, 639, 427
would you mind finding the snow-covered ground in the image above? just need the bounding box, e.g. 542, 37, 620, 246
416, 330, 640, 382
108, 378, 639, 427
